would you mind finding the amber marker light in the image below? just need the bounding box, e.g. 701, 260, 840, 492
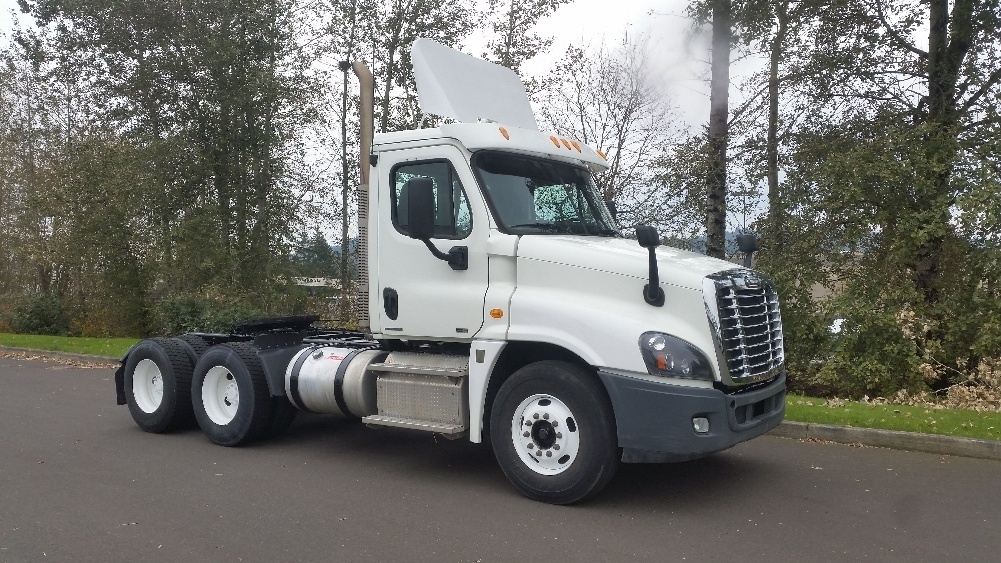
490, 308, 504, 319
549, 135, 561, 147
597, 149, 607, 160
499, 127, 510, 140
570, 140, 581, 152
561, 138, 573, 150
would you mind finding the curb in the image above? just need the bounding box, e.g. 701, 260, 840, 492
0, 345, 119, 364
771, 421, 1001, 461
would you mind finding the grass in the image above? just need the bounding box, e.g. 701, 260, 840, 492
0, 333, 138, 358
786, 394, 1001, 442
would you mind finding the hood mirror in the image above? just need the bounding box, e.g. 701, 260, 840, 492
636, 226, 665, 307
736, 233, 759, 268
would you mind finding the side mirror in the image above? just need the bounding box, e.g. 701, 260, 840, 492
402, 177, 468, 270
736, 233, 759, 254
635, 225, 664, 307
636, 225, 660, 249
736, 233, 759, 268
405, 177, 436, 240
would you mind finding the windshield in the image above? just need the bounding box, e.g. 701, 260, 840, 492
472, 151, 619, 236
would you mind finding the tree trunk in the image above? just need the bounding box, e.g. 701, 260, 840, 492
766, 1, 789, 257
705, 0, 731, 259
911, 0, 973, 304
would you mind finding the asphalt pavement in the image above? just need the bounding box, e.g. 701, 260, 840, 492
1, 356, 999, 562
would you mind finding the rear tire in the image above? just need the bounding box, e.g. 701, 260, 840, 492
173, 334, 211, 367
490, 361, 619, 504
124, 338, 195, 433
192, 343, 272, 446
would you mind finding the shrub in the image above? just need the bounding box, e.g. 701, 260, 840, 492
8, 294, 71, 336
153, 294, 267, 335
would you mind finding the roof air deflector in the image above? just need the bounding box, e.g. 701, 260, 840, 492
411, 38, 538, 131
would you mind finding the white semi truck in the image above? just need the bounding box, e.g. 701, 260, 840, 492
114, 39, 786, 504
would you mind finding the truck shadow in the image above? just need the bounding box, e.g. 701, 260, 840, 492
598, 452, 775, 509
281, 413, 769, 510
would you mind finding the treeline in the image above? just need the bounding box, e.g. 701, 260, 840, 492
1, 0, 1000, 398
0, 0, 567, 335
683, 0, 1001, 396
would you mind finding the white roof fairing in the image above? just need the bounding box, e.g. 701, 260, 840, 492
411, 38, 539, 131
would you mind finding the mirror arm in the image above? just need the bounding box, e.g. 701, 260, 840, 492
421, 239, 468, 271
643, 247, 665, 307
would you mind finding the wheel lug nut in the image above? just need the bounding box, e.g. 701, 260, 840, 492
527, 444, 535, 449
533, 413, 539, 419
525, 420, 532, 427
546, 451, 553, 457
536, 450, 543, 456
543, 413, 549, 420
552, 421, 558, 427
554, 444, 561, 450
556, 432, 562, 439
523, 431, 530, 437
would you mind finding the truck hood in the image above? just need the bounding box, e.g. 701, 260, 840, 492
515, 235, 735, 290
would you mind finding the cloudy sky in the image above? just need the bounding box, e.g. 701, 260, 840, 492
527, 0, 711, 126
1, 0, 724, 128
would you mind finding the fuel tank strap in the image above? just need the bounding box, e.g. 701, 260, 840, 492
288, 347, 315, 413
334, 348, 367, 417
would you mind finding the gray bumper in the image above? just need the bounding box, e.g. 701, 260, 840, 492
596, 370, 786, 463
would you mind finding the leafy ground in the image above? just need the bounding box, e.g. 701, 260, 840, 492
787, 395, 1001, 442
3, 332, 1000, 442
0, 333, 136, 358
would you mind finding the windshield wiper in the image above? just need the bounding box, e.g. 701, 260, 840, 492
508, 222, 562, 232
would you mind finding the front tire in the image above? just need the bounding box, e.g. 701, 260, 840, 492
489, 361, 619, 504
192, 343, 272, 446
124, 338, 195, 433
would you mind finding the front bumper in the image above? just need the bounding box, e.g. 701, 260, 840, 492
596, 370, 786, 463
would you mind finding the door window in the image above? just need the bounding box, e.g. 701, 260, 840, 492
391, 160, 472, 239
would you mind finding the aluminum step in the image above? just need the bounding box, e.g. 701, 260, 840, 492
362, 414, 466, 435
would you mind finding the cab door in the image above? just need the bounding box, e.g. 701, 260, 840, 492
373, 145, 489, 340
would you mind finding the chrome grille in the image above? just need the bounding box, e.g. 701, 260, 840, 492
707, 272, 784, 385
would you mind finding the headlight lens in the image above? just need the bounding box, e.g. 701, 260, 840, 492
639, 332, 714, 381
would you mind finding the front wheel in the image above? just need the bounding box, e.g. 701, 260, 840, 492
490, 361, 619, 504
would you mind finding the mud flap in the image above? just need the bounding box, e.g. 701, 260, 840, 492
115, 343, 139, 405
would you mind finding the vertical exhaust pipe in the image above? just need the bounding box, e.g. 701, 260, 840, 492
352, 61, 374, 329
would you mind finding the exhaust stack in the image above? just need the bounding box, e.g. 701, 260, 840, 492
352, 61, 374, 329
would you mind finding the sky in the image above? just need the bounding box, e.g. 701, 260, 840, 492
526, 0, 714, 127
2, 0, 718, 128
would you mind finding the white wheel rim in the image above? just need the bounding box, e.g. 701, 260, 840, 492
510, 394, 581, 476
132, 359, 164, 414
202, 366, 240, 425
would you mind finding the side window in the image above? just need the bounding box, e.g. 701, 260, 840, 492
391, 160, 472, 239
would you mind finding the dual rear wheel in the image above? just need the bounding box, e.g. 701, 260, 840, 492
123, 339, 296, 445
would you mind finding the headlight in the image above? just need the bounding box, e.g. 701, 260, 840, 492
638, 332, 714, 381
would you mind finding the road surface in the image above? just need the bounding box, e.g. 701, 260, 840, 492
1, 355, 998, 561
